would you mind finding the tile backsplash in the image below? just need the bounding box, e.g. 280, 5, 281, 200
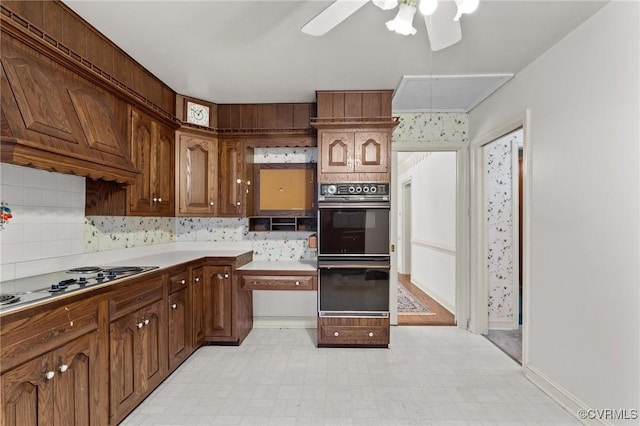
0, 164, 86, 265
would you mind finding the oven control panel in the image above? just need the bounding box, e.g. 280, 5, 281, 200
319, 183, 389, 197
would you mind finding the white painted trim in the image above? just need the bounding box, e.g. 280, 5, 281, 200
525, 364, 608, 426
400, 179, 412, 275
252, 316, 317, 329
390, 151, 399, 326
521, 109, 532, 369
411, 239, 456, 254
391, 141, 469, 329
469, 113, 526, 336
488, 319, 515, 330
411, 277, 455, 314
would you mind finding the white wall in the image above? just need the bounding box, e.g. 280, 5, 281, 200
469, 2, 639, 418
398, 152, 457, 311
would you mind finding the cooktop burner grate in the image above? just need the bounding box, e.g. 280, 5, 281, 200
0, 294, 20, 305
67, 267, 103, 274
103, 266, 144, 275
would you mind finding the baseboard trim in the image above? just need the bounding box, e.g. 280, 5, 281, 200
252, 316, 317, 329
525, 364, 609, 425
489, 319, 517, 330
410, 277, 455, 313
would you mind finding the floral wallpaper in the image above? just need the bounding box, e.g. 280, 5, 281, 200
484, 129, 522, 323
85, 216, 173, 252
392, 113, 468, 144
84, 148, 318, 261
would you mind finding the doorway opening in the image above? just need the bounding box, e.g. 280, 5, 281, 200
395, 151, 457, 326
481, 127, 524, 363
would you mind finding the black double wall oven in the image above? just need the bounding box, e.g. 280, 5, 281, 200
317, 183, 391, 318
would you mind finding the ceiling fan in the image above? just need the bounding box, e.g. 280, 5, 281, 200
301, 0, 479, 51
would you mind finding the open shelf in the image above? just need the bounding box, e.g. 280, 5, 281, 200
249, 216, 317, 232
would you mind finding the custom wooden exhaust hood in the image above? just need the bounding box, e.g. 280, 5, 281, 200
1, 42, 138, 184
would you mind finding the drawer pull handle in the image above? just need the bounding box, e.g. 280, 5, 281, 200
137, 322, 144, 329
59, 364, 68, 373
171, 303, 177, 309
368, 332, 374, 337
45, 371, 55, 380
334, 331, 339, 337
295, 281, 300, 286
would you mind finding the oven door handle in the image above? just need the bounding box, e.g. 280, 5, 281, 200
318, 262, 390, 269
318, 202, 390, 209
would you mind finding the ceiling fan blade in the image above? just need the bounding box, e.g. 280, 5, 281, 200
301, 0, 370, 36
424, 1, 462, 51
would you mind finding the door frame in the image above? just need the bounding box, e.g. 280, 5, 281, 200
469, 110, 531, 367
400, 179, 412, 274
390, 141, 469, 328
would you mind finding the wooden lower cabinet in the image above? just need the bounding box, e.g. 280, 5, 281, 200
239, 274, 317, 291
109, 276, 167, 424
1, 330, 103, 426
191, 266, 206, 347
168, 286, 190, 370
317, 316, 390, 347
203, 265, 233, 339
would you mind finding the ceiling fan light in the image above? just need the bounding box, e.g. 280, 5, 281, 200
373, 0, 399, 10
454, 0, 479, 21
418, 0, 438, 16
385, 2, 417, 35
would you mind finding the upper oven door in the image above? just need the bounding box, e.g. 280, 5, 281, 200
318, 204, 390, 256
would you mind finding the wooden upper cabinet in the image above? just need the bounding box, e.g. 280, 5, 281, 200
218, 139, 254, 217
127, 108, 175, 216
319, 130, 389, 178
176, 131, 218, 216
316, 90, 392, 120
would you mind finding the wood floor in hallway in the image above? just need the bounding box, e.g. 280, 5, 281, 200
397, 274, 456, 326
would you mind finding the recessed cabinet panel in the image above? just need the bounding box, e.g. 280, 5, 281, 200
176, 131, 218, 216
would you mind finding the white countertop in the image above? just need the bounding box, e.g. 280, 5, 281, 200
109, 250, 254, 270
237, 260, 317, 272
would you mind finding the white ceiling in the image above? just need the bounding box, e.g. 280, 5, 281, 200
63, 0, 607, 110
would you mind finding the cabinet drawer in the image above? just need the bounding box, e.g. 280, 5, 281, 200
1, 296, 102, 372
168, 272, 189, 294
109, 275, 163, 319
240, 275, 316, 291
317, 317, 389, 347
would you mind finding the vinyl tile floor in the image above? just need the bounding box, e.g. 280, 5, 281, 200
121, 327, 579, 426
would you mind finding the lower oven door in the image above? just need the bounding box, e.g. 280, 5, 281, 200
318, 257, 390, 317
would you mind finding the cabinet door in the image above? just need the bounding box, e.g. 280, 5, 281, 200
191, 267, 206, 346
152, 122, 175, 216
138, 299, 166, 394
354, 131, 388, 173
128, 108, 155, 214
177, 133, 218, 216
218, 140, 246, 217
52, 330, 106, 426
1, 353, 50, 426
168, 288, 190, 370
204, 266, 232, 338
109, 311, 138, 419
320, 131, 355, 174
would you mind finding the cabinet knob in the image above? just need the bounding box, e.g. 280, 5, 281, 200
171, 304, 177, 309
180, 279, 186, 285
195, 277, 200, 282
144, 319, 150, 325
158, 198, 162, 203
295, 281, 300, 286
334, 331, 339, 337
209, 201, 214, 206
45, 371, 55, 380
236, 201, 241, 206
224, 273, 229, 279
137, 322, 144, 329
368, 332, 374, 337
246, 180, 251, 186
236, 179, 242, 184
58, 364, 68, 373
